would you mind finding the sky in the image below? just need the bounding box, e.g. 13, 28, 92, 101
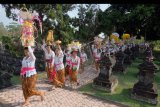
0, 4, 110, 26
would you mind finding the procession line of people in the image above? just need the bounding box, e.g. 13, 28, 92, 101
41, 40, 90, 90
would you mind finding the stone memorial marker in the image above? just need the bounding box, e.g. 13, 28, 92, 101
131, 47, 159, 105
93, 52, 118, 92
112, 48, 126, 73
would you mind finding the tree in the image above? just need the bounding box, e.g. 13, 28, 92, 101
101, 4, 159, 40
71, 4, 101, 42
6, 22, 21, 37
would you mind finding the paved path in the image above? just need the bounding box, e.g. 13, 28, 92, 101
0, 66, 122, 107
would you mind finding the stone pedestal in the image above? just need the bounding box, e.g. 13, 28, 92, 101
112, 50, 126, 73
92, 53, 118, 92
143, 47, 153, 60
131, 59, 159, 105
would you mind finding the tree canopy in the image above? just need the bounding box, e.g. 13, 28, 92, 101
1, 4, 160, 45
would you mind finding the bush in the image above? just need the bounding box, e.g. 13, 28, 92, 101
0, 35, 23, 57
134, 36, 145, 44
150, 40, 160, 51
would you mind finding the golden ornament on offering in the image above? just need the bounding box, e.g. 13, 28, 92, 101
46, 30, 54, 43
122, 34, 130, 40
110, 34, 119, 43
70, 41, 82, 51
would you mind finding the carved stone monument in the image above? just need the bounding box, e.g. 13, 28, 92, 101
92, 52, 118, 92
131, 48, 159, 105
112, 48, 126, 73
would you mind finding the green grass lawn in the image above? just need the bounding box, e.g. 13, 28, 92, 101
11, 75, 21, 85
79, 58, 160, 107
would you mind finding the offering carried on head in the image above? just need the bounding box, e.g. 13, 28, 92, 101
110, 32, 120, 43
47, 30, 54, 43
18, 7, 42, 47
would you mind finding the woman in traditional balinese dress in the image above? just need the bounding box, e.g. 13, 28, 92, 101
20, 45, 45, 106
80, 48, 88, 73
41, 40, 55, 82
64, 47, 71, 79
69, 48, 80, 87
53, 44, 65, 87
92, 43, 102, 73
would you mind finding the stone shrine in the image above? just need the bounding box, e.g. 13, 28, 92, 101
112, 48, 126, 73
143, 46, 153, 60
131, 48, 159, 105
92, 52, 118, 92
